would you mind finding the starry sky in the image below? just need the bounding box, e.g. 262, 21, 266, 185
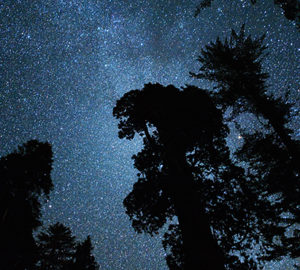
0, 0, 299, 269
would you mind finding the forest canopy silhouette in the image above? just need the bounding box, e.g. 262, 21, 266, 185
0, 140, 99, 270
0, 3, 299, 269
1, 26, 299, 270
113, 25, 299, 269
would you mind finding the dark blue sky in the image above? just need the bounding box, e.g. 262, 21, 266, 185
0, 0, 299, 269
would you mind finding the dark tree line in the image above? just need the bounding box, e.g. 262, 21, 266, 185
0, 140, 99, 270
190, 25, 299, 224
36, 222, 99, 270
191, 25, 300, 264
0, 140, 53, 269
1, 14, 298, 270
113, 26, 299, 269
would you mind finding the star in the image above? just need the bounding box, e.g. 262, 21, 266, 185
0, 0, 298, 269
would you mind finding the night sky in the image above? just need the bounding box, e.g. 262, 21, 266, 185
0, 0, 299, 269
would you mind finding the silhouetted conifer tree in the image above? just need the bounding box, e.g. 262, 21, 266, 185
0, 140, 53, 270
190, 25, 298, 159
191, 25, 299, 265
71, 235, 99, 270
191, 25, 299, 209
36, 223, 100, 270
35, 222, 76, 270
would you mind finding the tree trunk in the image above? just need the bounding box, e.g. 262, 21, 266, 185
144, 124, 226, 269
166, 147, 225, 270
174, 185, 225, 269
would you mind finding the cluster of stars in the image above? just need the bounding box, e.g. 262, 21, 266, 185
0, 0, 298, 269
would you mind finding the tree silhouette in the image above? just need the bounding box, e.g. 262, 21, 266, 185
113, 83, 295, 269
72, 235, 100, 270
0, 140, 100, 269
190, 24, 299, 216
235, 133, 300, 261
194, 0, 300, 29
35, 222, 77, 270
35, 223, 100, 270
190, 25, 299, 265
0, 140, 53, 270
190, 24, 300, 163
114, 83, 228, 269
